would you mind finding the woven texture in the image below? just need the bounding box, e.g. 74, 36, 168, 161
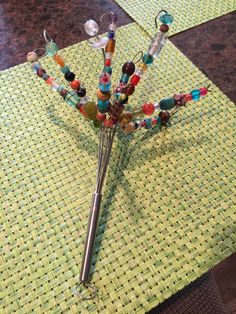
0, 23, 236, 313
114, 0, 236, 37
148, 271, 226, 313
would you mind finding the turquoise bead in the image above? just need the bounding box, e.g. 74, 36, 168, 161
190, 89, 201, 101
142, 53, 154, 65
60, 65, 70, 74
159, 13, 174, 25
120, 73, 130, 84
97, 99, 109, 113
45, 42, 59, 56
104, 66, 112, 75
155, 116, 162, 126
64, 92, 80, 108
144, 118, 152, 129
159, 97, 175, 110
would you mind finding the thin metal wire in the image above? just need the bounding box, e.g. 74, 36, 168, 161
75, 282, 97, 300
155, 10, 168, 28
132, 50, 143, 64
43, 29, 53, 43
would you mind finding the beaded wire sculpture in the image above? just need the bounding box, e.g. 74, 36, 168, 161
27, 10, 209, 299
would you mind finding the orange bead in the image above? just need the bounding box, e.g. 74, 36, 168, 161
70, 80, 80, 90
53, 54, 65, 67
105, 39, 115, 53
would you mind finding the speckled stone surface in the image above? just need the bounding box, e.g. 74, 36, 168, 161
171, 12, 236, 103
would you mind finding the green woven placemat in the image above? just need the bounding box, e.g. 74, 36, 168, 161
114, 0, 236, 37
0, 23, 235, 313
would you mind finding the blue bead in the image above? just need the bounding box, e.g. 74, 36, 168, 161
97, 99, 109, 112
99, 82, 111, 93
190, 89, 201, 101
60, 65, 70, 74
159, 13, 174, 25
108, 31, 115, 39
144, 118, 152, 129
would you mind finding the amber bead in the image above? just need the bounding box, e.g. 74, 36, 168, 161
105, 39, 115, 53
160, 24, 169, 33
53, 54, 65, 67
123, 122, 136, 133
65, 71, 75, 82
122, 61, 135, 75
125, 83, 135, 96
84, 101, 97, 120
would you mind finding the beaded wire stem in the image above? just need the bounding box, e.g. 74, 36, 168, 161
27, 10, 209, 300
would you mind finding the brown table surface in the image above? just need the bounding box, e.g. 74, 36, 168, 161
0, 0, 235, 312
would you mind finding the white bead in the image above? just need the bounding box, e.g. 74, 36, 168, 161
27, 52, 38, 63
84, 20, 99, 36
92, 37, 109, 49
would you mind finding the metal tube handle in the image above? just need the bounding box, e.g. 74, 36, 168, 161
79, 193, 102, 283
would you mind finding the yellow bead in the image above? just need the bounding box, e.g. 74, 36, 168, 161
84, 101, 97, 121
138, 62, 148, 72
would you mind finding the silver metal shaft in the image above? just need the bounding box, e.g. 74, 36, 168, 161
80, 126, 116, 283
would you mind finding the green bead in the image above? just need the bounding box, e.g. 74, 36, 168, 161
142, 53, 153, 65
64, 92, 80, 108
45, 42, 59, 56
93, 120, 101, 128
60, 65, 70, 74
159, 97, 175, 110
159, 13, 174, 25
104, 66, 112, 75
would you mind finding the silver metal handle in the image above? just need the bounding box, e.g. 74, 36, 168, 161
79, 193, 102, 283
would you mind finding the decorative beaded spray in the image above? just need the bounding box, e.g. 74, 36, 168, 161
27, 10, 209, 299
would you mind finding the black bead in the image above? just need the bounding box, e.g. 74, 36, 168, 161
77, 88, 86, 97
64, 71, 75, 81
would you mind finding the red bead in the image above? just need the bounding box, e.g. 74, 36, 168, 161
130, 74, 141, 86
199, 87, 208, 96
70, 80, 80, 90
184, 94, 192, 102
125, 83, 135, 96
142, 102, 155, 115
60, 89, 68, 98
76, 104, 87, 117
46, 77, 54, 85
105, 58, 111, 66
152, 118, 157, 125
96, 112, 106, 121
122, 61, 135, 75
160, 24, 169, 33
141, 121, 146, 127
159, 111, 170, 123
103, 119, 114, 128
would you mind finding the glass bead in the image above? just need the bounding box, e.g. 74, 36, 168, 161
130, 74, 141, 86
122, 61, 135, 75
77, 104, 87, 117
156, 116, 162, 126
184, 94, 192, 102
77, 88, 86, 97
104, 119, 114, 128
144, 118, 152, 129
31, 62, 41, 73
142, 103, 155, 115
84, 20, 99, 36
96, 112, 106, 121
70, 80, 80, 90
93, 120, 101, 128
46, 77, 54, 85
160, 24, 169, 33
97, 100, 109, 113
159, 97, 175, 110
159, 111, 170, 123
138, 62, 148, 72
152, 118, 157, 126
159, 13, 174, 25
27, 52, 38, 63
105, 58, 111, 66
37, 68, 46, 77
92, 37, 109, 49
142, 53, 154, 65
125, 83, 135, 96
108, 31, 115, 39
97, 89, 111, 101
120, 73, 130, 84
45, 41, 59, 56
99, 73, 111, 92
174, 94, 186, 107
108, 12, 118, 23
53, 54, 65, 67
154, 102, 160, 110
190, 89, 201, 101
64, 92, 80, 108
42, 73, 50, 81
104, 66, 112, 75
65, 71, 75, 82
199, 87, 208, 96
148, 32, 167, 57
123, 122, 136, 133
84, 101, 97, 120
60, 89, 68, 98
60, 65, 70, 74
105, 38, 116, 53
